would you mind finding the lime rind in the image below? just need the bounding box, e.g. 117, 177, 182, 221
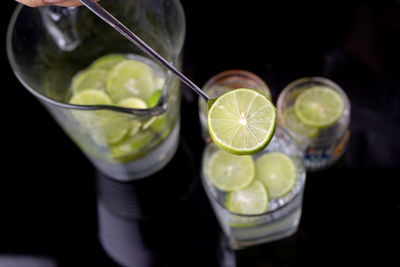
208, 88, 276, 155
226, 180, 268, 215
147, 90, 162, 108
255, 152, 297, 198
207, 149, 255, 191
294, 86, 344, 128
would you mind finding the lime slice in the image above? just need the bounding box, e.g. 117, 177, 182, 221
69, 90, 130, 146
110, 130, 155, 162
118, 97, 154, 133
69, 89, 112, 105
95, 111, 131, 145
207, 88, 276, 155
118, 97, 148, 109
282, 107, 319, 138
71, 68, 109, 95
106, 59, 156, 103
207, 149, 255, 191
294, 86, 344, 128
91, 54, 126, 71
226, 180, 268, 215
255, 152, 297, 198
147, 90, 162, 107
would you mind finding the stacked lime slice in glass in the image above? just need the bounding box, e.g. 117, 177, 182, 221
282, 86, 345, 139
206, 148, 297, 216
68, 54, 165, 162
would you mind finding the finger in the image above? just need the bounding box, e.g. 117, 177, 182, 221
15, 0, 49, 7
15, 0, 89, 7
45, 0, 83, 7
51, 0, 100, 7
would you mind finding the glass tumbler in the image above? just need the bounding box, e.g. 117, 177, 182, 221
277, 77, 350, 171
201, 127, 306, 249
198, 70, 271, 141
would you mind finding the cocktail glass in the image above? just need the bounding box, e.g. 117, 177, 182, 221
201, 127, 306, 249
277, 77, 351, 171
7, 0, 186, 181
198, 70, 271, 141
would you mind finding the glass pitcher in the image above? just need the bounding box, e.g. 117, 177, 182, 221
7, 0, 186, 181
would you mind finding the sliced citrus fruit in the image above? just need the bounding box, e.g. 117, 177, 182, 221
226, 180, 268, 215
117, 97, 152, 134
147, 90, 162, 107
95, 111, 131, 145
294, 86, 344, 128
282, 106, 319, 138
255, 152, 297, 198
207, 88, 276, 155
110, 130, 155, 162
69, 89, 112, 105
118, 97, 148, 109
69, 90, 130, 146
71, 68, 109, 94
106, 59, 156, 103
207, 149, 255, 191
91, 54, 126, 71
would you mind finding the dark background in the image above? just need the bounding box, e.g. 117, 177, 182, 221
1, 0, 400, 266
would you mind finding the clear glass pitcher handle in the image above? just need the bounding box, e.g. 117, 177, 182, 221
39, 6, 80, 51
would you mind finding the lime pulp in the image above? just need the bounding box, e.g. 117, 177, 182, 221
207, 88, 276, 155
207, 149, 255, 191
255, 152, 297, 198
226, 180, 268, 215
282, 106, 319, 138
294, 86, 344, 128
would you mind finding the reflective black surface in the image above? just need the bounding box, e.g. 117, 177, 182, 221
2, 0, 400, 266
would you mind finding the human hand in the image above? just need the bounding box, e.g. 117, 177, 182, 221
15, 0, 99, 7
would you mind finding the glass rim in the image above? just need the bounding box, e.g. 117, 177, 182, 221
277, 76, 351, 116
200, 126, 306, 218
6, 3, 185, 117
202, 69, 271, 98
276, 76, 351, 141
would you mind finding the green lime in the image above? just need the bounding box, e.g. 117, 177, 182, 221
106, 59, 156, 103
294, 86, 344, 128
255, 152, 297, 198
226, 180, 268, 215
69, 90, 130, 146
117, 97, 149, 135
207, 149, 255, 191
282, 107, 319, 138
95, 111, 131, 145
207, 88, 276, 155
71, 68, 109, 94
147, 90, 162, 107
118, 97, 148, 109
69, 89, 112, 105
91, 54, 126, 71
110, 130, 155, 162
